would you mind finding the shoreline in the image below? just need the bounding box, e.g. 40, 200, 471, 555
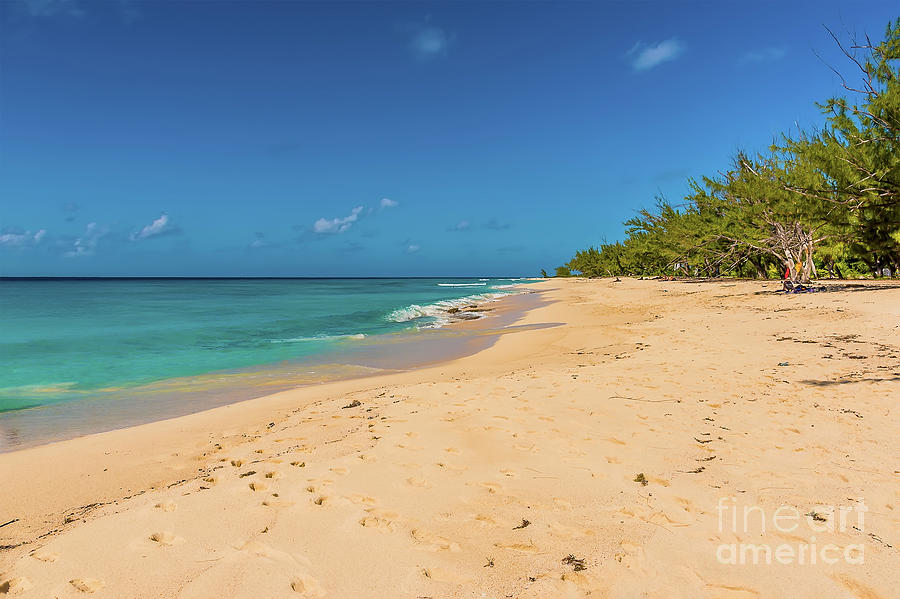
1, 278, 897, 598
0, 284, 553, 552
0, 286, 542, 453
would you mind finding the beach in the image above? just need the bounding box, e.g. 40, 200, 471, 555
1, 278, 898, 598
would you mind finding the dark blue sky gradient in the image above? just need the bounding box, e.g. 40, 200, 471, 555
1, 0, 897, 276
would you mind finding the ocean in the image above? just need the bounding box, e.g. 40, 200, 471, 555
0, 278, 532, 449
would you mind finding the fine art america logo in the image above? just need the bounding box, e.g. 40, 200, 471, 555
716, 497, 867, 565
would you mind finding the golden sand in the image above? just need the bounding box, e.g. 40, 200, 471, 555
0, 278, 897, 597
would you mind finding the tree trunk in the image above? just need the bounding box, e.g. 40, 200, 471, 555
750, 256, 767, 279
782, 258, 795, 281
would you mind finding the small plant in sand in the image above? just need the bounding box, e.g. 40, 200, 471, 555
633, 473, 648, 486
805, 510, 827, 522
562, 554, 586, 571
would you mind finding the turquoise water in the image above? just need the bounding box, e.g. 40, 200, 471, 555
0, 278, 526, 414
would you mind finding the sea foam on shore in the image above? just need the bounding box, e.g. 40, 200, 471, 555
385, 291, 514, 327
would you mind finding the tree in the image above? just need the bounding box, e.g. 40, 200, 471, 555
562, 20, 900, 282
786, 20, 900, 276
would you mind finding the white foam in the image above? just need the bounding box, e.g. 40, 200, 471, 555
386, 291, 512, 329
437, 282, 487, 287
270, 333, 366, 344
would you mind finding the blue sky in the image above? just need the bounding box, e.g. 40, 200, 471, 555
1, 0, 897, 277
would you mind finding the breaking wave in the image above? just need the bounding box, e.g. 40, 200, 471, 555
386, 292, 510, 328
269, 333, 366, 344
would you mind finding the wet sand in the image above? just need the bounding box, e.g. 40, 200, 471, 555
0, 278, 897, 598
0, 290, 543, 452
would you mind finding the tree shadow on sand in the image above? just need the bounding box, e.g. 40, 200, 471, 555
799, 375, 900, 386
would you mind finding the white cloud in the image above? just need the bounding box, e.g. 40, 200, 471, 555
130, 213, 178, 241
449, 220, 470, 232
628, 38, 685, 71
740, 47, 787, 64
64, 222, 107, 257
406, 244, 421, 254
380, 198, 399, 209
0, 228, 47, 247
410, 26, 449, 61
313, 206, 364, 234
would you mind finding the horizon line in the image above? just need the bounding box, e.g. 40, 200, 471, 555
0, 276, 534, 281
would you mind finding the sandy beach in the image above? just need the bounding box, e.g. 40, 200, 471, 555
1, 278, 898, 598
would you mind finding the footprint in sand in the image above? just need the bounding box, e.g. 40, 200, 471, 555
262, 495, 294, 507
406, 477, 432, 488
249, 482, 268, 492
202, 476, 218, 485
149, 531, 181, 546
237, 540, 304, 564
396, 443, 423, 451
264, 471, 280, 479
0, 576, 33, 594
290, 574, 325, 597
422, 567, 464, 582
154, 500, 177, 512
312, 496, 328, 506
494, 540, 539, 553
30, 548, 59, 562
410, 528, 461, 552
559, 571, 603, 593
69, 578, 105, 593
548, 520, 595, 540
359, 509, 399, 531
230, 459, 243, 467
343, 493, 375, 505
473, 513, 498, 527
329, 467, 348, 475
553, 497, 572, 509
478, 482, 503, 494
434, 462, 466, 474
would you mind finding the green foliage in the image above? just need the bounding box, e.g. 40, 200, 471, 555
554, 266, 573, 277
565, 21, 900, 281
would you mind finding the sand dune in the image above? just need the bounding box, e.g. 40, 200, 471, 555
1, 278, 898, 598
